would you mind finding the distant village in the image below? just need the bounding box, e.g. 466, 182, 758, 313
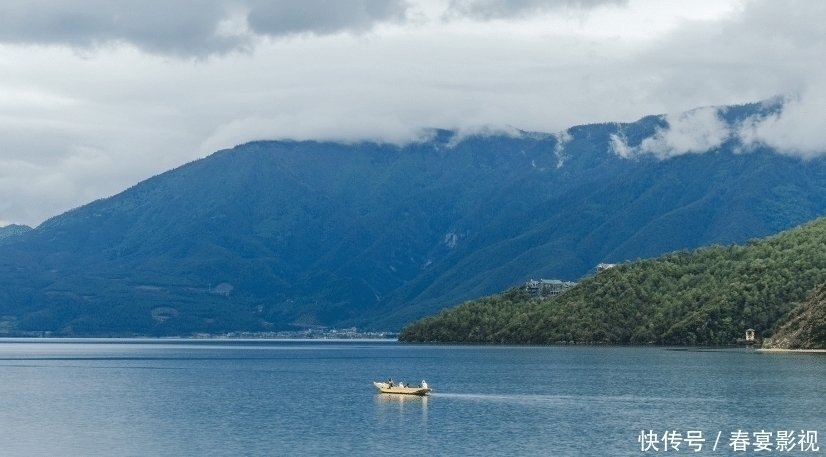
524, 263, 615, 299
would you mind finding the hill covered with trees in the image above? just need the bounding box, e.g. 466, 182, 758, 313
0, 224, 31, 246
399, 217, 826, 345
767, 281, 826, 349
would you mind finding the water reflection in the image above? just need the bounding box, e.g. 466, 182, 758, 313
375, 393, 429, 406
374, 393, 428, 428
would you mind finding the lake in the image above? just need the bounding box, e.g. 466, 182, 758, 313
0, 339, 824, 456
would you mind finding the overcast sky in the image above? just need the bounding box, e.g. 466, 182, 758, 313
1, 0, 825, 227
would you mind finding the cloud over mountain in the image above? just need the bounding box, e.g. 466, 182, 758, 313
610, 107, 731, 159
737, 81, 826, 158
610, 94, 826, 161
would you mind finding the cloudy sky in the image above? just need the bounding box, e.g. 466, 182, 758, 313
1, 0, 824, 226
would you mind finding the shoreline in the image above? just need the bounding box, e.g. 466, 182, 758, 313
756, 348, 826, 353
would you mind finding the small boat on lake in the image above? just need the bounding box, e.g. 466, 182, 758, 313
373, 379, 431, 396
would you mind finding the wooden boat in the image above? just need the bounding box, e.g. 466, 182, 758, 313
373, 380, 431, 396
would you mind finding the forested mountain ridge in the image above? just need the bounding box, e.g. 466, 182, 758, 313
398, 217, 826, 345
3, 102, 826, 335
0, 224, 32, 246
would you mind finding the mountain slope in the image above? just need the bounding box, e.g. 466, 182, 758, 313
2, 103, 826, 335
0, 224, 32, 246
399, 217, 826, 345
767, 282, 826, 349
371, 148, 826, 328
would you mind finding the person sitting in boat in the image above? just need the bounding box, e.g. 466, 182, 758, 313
420, 380, 428, 389
387, 378, 394, 388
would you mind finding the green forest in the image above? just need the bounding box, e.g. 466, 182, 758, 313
399, 217, 826, 345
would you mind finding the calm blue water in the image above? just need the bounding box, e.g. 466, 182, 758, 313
1, 339, 824, 456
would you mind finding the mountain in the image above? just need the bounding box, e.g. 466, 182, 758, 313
398, 217, 826, 345
3, 101, 826, 335
767, 282, 826, 349
0, 224, 32, 246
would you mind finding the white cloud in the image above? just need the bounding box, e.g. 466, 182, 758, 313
445, 125, 525, 147
736, 79, 826, 158
553, 130, 571, 167
610, 86, 826, 161
641, 107, 731, 158
609, 107, 732, 159
609, 131, 634, 159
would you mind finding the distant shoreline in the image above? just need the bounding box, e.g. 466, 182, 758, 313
756, 348, 826, 353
